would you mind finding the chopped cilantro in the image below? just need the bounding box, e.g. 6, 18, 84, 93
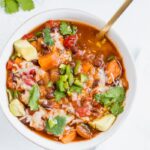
48, 118, 58, 128
94, 86, 125, 116
28, 84, 40, 111
110, 103, 124, 116
60, 22, 77, 35
46, 116, 66, 136
43, 27, 54, 46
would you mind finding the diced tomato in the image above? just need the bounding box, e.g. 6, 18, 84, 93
29, 69, 36, 76
7, 60, 14, 70
64, 35, 78, 49
45, 20, 60, 28
22, 33, 34, 40
76, 106, 91, 117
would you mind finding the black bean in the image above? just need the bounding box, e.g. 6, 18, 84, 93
20, 117, 29, 125
45, 88, 54, 99
46, 92, 54, 99
51, 27, 59, 33
32, 59, 40, 66
69, 61, 75, 68
92, 79, 100, 88
41, 43, 48, 49
71, 46, 79, 54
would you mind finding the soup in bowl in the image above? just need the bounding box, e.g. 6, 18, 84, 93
0, 9, 136, 150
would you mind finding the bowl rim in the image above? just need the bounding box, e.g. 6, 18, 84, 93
0, 8, 137, 150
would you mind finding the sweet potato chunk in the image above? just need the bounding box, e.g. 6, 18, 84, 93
39, 51, 60, 71
105, 59, 121, 84
61, 130, 76, 144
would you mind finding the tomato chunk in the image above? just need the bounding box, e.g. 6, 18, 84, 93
76, 106, 91, 117
64, 35, 78, 49
105, 59, 122, 84
7, 60, 14, 70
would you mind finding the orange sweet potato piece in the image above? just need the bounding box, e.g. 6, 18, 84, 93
38, 52, 60, 71
82, 62, 93, 73
105, 59, 122, 84
61, 130, 77, 144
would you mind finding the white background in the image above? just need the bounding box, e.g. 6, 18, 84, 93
0, 0, 150, 150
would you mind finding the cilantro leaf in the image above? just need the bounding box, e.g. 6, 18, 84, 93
43, 27, 54, 46
60, 22, 72, 35
94, 87, 125, 116
46, 116, 66, 136
60, 22, 77, 35
110, 103, 124, 116
28, 84, 40, 111
16, 0, 34, 11
95, 87, 125, 104
5, 0, 19, 14
54, 90, 66, 102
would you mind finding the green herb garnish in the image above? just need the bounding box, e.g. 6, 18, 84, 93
94, 86, 125, 116
46, 116, 66, 136
28, 84, 40, 111
60, 22, 77, 35
43, 27, 54, 46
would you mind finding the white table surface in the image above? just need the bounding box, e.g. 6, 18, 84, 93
0, 0, 150, 150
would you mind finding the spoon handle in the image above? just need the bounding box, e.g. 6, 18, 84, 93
97, 0, 133, 40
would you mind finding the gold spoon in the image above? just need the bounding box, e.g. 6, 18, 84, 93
97, 0, 133, 40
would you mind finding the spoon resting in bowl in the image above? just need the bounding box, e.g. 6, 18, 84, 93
97, 0, 133, 41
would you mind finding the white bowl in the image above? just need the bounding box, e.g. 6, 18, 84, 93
0, 9, 137, 150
